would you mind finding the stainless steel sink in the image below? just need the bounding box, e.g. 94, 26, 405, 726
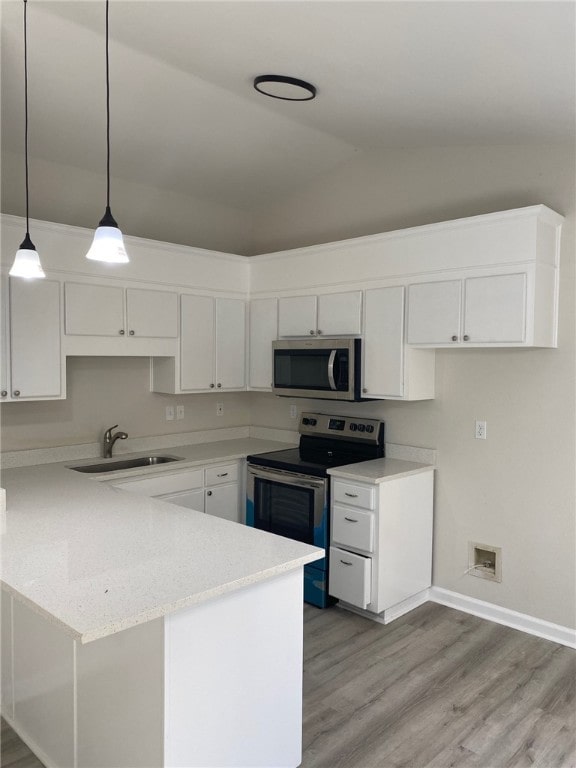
70, 456, 184, 473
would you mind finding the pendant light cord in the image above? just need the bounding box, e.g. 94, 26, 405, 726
105, 0, 111, 211
23, 0, 30, 236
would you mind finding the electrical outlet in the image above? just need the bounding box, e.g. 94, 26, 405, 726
165, 406, 174, 422
216, 402, 224, 417
290, 405, 298, 419
475, 420, 487, 439
176, 405, 185, 421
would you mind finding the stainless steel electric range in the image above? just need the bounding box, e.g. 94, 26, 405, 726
246, 412, 385, 607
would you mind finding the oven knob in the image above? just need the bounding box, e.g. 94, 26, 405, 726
302, 418, 310, 425
366, 425, 374, 434
357, 424, 366, 432
309, 418, 317, 426
349, 423, 357, 432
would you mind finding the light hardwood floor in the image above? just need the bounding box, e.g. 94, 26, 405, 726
2, 602, 575, 768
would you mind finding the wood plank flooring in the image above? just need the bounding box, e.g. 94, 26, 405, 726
1, 602, 574, 768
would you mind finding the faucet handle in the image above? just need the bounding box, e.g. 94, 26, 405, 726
104, 425, 119, 440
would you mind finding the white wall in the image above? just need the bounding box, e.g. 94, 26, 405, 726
249, 142, 576, 630
1, 151, 253, 255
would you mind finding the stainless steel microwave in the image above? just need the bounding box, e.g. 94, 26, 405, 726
272, 338, 364, 401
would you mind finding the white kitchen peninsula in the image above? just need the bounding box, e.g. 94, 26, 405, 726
0, 457, 322, 768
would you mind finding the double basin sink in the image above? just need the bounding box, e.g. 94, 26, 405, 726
70, 455, 184, 474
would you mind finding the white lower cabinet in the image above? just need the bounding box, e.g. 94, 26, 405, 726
328, 469, 434, 620
111, 461, 242, 524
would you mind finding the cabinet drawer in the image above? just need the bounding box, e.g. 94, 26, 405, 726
111, 469, 203, 497
332, 505, 374, 553
329, 547, 371, 609
204, 463, 238, 487
332, 480, 375, 510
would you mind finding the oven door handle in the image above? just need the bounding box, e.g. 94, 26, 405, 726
248, 465, 325, 490
327, 349, 337, 391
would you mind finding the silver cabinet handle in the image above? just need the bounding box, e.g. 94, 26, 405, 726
340, 560, 353, 566
217, 383, 222, 388
209, 383, 215, 388
119, 329, 125, 335
344, 517, 358, 523
1, 391, 7, 397
463, 334, 470, 341
317, 329, 323, 335
217, 472, 228, 477
309, 330, 315, 335
206, 490, 212, 496
13, 390, 20, 397
344, 492, 358, 498
363, 387, 368, 393
129, 330, 135, 336
451, 335, 458, 341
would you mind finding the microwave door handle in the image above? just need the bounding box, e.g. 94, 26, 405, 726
328, 349, 337, 390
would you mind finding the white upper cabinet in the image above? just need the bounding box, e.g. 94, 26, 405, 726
65, 283, 177, 340
278, 291, 362, 337
153, 294, 246, 394
408, 272, 530, 346
6, 278, 63, 401
248, 298, 278, 390
363, 286, 434, 400
125, 289, 178, 338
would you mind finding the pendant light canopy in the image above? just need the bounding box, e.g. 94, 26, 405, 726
86, 0, 128, 264
10, 0, 45, 279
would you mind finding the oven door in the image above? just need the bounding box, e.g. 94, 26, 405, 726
246, 465, 328, 565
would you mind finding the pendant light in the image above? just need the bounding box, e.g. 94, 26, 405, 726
86, 0, 128, 263
9, 0, 45, 279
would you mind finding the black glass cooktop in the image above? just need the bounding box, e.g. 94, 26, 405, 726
247, 442, 383, 478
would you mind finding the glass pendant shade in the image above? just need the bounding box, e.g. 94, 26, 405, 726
86, 207, 129, 263
9, 233, 45, 279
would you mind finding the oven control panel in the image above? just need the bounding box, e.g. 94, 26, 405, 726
299, 412, 383, 443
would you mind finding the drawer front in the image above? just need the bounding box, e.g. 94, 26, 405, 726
329, 547, 371, 609
204, 463, 239, 487
112, 469, 203, 497
332, 480, 375, 510
332, 505, 374, 553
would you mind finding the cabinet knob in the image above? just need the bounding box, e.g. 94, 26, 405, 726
0, 391, 7, 398
13, 390, 20, 397
317, 329, 323, 335
206, 490, 212, 497
309, 330, 315, 335
451, 335, 458, 342
129, 330, 135, 336
463, 334, 470, 341
210, 383, 215, 388
217, 383, 222, 388
362, 387, 368, 393
119, 329, 125, 335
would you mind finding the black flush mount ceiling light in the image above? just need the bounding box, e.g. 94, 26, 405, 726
253, 75, 316, 102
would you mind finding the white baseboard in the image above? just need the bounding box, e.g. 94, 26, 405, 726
429, 587, 576, 649
336, 589, 431, 625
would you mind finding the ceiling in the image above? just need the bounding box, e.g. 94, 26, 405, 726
1, 1, 575, 214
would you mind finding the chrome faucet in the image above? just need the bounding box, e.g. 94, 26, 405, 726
103, 425, 128, 459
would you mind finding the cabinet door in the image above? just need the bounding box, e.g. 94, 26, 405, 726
180, 295, 215, 391
65, 283, 124, 337
10, 278, 61, 399
278, 295, 317, 337
249, 298, 277, 389
215, 299, 246, 390
0, 278, 10, 399
317, 291, 362, 336
464, 274, 526, 343
362, 286, 405, 398
205, 484, 241, 524
407, 280, 462, 344
126, 288, 178, 338
160, 489, 205, 512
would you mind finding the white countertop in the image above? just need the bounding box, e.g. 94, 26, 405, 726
0, 438, 322, 644
328, 457, 434, 483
